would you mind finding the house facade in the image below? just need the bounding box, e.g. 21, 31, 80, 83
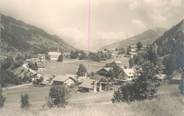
121, 66, 135, 81
48, 52, 61, 61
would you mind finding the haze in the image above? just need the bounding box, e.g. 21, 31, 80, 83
0, 0, 184, 51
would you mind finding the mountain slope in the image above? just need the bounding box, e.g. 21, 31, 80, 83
102, 28, 165, 49
0, 14, 76, 56
155, 19, 184, 56
154, 19, 184, 71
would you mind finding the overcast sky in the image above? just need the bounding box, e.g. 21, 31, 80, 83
0, 0, 184, 51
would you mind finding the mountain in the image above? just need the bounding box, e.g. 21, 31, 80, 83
101, 28, 165, 50
0, 14, 76, 56
155, 19, 184, 56
153, 19, 184, 72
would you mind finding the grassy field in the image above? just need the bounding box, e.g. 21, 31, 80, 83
1, 83, 183, 116
1, 58, 183, 116
38, 57, 129, 76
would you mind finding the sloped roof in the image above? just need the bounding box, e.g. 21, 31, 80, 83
103, 67, 113, 72
53, 75, 68, 82
93, 74, 109, 81
156, 74, 167, 80
115, 61, 122, 64
79, 78, 94, 89
171, 71, 182, 80
122, 67, 135, 77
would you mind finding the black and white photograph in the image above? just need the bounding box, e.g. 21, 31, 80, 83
0, 0, 184, 116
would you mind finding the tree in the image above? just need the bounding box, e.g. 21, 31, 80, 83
13, 53, 25, 68
70, 51, 78, 59
78, 51, 87, 60
0, 85, 5, 108
20, 93, 29, 108
112, 61, 161, 103
129, 57, 134, 68
118, 48, 125, 54
58, 54, 63, 62
0, 57, 22, 86
48, 85, 69, 107
163, 55, 177, 75
97, 62, 124, 79
137, 42, 143, 51
1, 57, 14, 70
76, 64, 87, 77
89, 72, 95, 78
127, 46, 131, 55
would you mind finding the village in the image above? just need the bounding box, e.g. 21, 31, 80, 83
2, 41, 183, 113
20, 44, 147, 94
1, 1, 184, 115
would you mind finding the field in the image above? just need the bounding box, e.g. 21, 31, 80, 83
38, 57, 129, 76
1, 58, 184, 116
1, 83, 184, 116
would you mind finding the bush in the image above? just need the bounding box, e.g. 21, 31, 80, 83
48, 85, 69, 108
112, 82, 135, 103
76, 64, 87, 77
78, 51, 87, 60
70, 51, 79, 59
137, 42, 143, 51
112, 78, 159, 103
13, 53, 25, 68
103, 62, 124, 79
20, 93, 29, 108
58, 54, 63, 62
0, 86, 6, 108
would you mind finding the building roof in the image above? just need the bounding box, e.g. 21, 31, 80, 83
93, 74, 107, 80
103, 67, 113, 72
42, 74, 54, 81
79, 78, 94, 89
156, 74, 167, 80
122, 67, 135, 77
171, 71, 182, 81
53, 75, 69, 82
115, 61, 122, 64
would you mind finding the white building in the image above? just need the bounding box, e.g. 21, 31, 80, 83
48, 52, 61, 61
121, 66, 135, 80
38, 54, 46, 62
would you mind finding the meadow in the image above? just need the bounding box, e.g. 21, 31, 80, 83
38, 57, 129, 76
1, 83, 183, 116
1, 58, 183, 116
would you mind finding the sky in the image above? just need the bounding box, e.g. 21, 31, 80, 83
0, 0, 184, 51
